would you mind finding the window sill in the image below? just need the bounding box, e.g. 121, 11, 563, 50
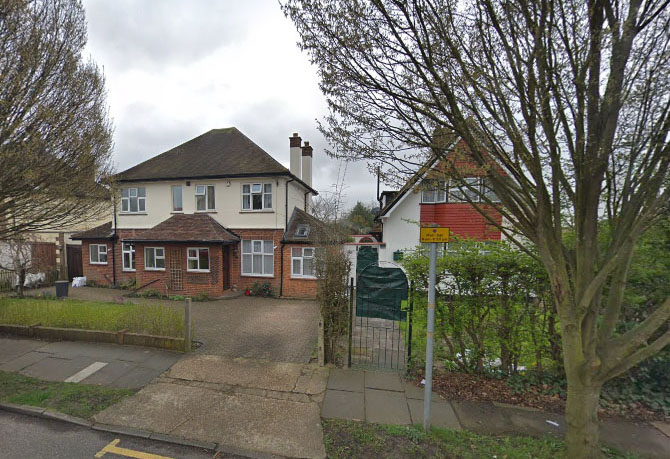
195, 210, 217, 214
241, 274, 274, 278
90, 262, 108, 265
186, 269, 210, 273
144, 268, 165, 271
122, 269, 136, 272
239, 210, 274, 213
120, 212, 148, 215
291, 275, 317, 280
170, 211, 184, 214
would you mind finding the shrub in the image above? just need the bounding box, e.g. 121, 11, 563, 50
169, 295, 185, 301
250, 281, 274, 297
194, 292, 210, 302
141, 289, 162, 298
118, 278, 136, 290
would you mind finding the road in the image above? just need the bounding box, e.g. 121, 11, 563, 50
0, 411, 246, 459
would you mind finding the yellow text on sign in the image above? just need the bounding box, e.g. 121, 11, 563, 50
95, 439, 174, 459
420, 227, 450, 243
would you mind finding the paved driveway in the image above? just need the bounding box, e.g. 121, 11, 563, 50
28, 287, 319, 363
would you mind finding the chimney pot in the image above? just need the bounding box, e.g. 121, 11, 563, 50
292, 132, 299, 137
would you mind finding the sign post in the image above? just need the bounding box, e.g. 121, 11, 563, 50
419, 226, 449, 430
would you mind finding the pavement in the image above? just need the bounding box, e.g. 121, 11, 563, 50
322, 368, 670, 459
29, 286, 319, 363
0, 410, 230, 459
0, 336, 181, 389
93, 354, 330, 458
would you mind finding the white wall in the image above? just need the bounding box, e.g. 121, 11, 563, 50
378, 188, 422, 264
116, 177, 310, 230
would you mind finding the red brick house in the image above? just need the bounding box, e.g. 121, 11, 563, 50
72, 128, 324, 298
376, 136, 505, 263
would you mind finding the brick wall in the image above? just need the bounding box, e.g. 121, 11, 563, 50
281, 243, 317, 299
420, 203, 502, 240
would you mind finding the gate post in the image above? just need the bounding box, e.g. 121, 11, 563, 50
348, 277, 354, 368
407, 281, 414, 371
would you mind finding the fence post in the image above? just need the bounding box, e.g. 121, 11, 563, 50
407, 281, 413, 371
348, 277, 354, 368
184, 297, 192, 352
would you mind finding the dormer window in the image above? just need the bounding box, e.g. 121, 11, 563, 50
242, 183, 272, 211
121, 187, 146, 213
295, 224, 310, 238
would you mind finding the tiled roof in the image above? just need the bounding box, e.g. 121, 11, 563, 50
115, 127, 317, 194
283, 207, 330, 244
71, 221, 114, 240
125, 214, 239, 244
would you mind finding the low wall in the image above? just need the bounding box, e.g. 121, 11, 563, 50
0, 324, 186, 352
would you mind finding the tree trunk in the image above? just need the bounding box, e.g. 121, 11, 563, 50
565, 377, 602, 458
17, 268, 25, 298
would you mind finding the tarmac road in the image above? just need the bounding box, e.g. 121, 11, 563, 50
0, 411, 246, 459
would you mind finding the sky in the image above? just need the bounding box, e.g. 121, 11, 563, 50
81, 0, 379, 211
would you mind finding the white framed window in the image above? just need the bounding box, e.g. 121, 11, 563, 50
144, 247, 165, 270
482, 178, 500, 202
187, 248, 210, 272
449, 177, 482, 202
241, 239, 274, 276
122, 242, 135, 271
195, 185, 215, 211
421, 180, 447, 203
121, 187, 146, 213
291, 247, 319, 278
89, 244, 108, 264
241, 183, 273, 210
172, 185, 183, 212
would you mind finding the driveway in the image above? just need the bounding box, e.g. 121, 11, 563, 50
27, 286, 319, 363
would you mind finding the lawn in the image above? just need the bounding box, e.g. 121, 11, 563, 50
0, 297, 186, 337
0, 371, 133, 419
322, 419, 639, 459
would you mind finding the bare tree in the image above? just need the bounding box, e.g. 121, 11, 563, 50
283, 0, 670, 456
0, 0, 113, 239
0, 236, 35, 297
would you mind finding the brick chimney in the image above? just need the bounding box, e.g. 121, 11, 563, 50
290, 133, 302, 179
301, 141, 313, 188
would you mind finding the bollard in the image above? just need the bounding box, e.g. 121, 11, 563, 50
184, 297, 192, 352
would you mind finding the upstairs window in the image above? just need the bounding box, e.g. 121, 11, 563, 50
172, 185, 183, 212
295, 224, 310, 238
448, 178, 501, 203
89, 244, 107, 264
121, 187, 146, 213
421, 180, 447, 203
196, 185, 215, 211
242, 183, 272, 210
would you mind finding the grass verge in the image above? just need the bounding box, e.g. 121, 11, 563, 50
0, 371, 133, 419
0, 297, 185, 337
322, 419, 640, 459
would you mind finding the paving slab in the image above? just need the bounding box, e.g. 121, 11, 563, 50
171, 391, 325, 459
499, 406, 564, 437
407, 399, 461, 430
111, 366, 161, 389
365, 388, 411, 425
0, 337, 46, 363
652, 422, 670, 439
326, 369, 364, 393
20, 355, 97, 382
80, 360, 135, 386
168, 354, 303, 392
600, 419, 670, 458
294, 367, 329, 395
364, 371, 404, 392
402, 380, 443, 401
321, 389, 365, 421
451, 401, 514, 435
0, 351, 50, 372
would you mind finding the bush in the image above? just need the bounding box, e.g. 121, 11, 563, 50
141, 289, 162, 298
194, 292, 210, 302
250, 281, 274, 297
402, 238, 560, 375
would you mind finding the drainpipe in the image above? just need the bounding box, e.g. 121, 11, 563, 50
282, 179, 294, 297
112, 193, 117, 286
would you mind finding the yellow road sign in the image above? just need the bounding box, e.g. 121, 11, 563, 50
420, 227, 450, 243
95, 439, 174, 459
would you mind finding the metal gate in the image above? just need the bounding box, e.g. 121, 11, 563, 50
348, 261, 413, 371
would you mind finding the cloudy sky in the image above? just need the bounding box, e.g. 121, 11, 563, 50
82, 0, 379, 210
